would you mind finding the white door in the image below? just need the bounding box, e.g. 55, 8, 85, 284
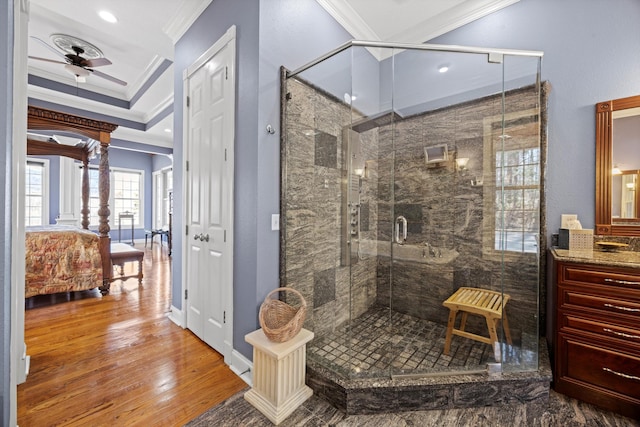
184, 27, 235, 358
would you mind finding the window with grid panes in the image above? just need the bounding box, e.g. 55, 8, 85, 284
25, 160, 49, 226
84, 167, 143, 228
495, 147, 539, 253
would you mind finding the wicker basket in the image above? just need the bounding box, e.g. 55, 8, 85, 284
259, 287, 307, 343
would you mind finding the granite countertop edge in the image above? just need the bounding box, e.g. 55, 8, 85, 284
550, 247, 640, 269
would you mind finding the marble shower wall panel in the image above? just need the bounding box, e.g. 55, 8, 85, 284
283, 76, 377, 339
374, 86, 542, 336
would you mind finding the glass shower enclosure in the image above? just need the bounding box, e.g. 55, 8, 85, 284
280, 41, 544, 380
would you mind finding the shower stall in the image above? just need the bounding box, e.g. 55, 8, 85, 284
280, 40, 547, 410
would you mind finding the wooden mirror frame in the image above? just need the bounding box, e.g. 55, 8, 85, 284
595, 94, 640, 236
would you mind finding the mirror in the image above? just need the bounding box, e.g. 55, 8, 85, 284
595, 94, 640, 235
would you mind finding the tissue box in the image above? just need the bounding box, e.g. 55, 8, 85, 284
569, 229, 594, 251
558, 229, 570, 249
558, 228, 594, 251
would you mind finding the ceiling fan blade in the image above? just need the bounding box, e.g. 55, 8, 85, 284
84, 57, 112, 68
30, 36, 66, 59
28, 55, 67, 65
89, 69, 127, 86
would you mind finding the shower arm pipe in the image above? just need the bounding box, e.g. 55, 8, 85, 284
286, 40, 544, 79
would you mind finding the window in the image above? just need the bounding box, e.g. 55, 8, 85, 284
482, 108, 541, 256
83, 167, 144, 228
495, 147, 539, 253
25, 159, 49, 226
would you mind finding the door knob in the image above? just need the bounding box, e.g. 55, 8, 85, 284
203, 234, 210, 242
193, 234, 201, 241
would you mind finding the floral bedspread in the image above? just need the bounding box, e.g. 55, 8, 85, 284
25, 226, 103, 298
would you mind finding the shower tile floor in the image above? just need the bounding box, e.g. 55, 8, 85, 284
308, 305, 532, 378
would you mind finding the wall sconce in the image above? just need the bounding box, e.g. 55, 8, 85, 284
354, 160, 372, 179
455, 157, 469, 171
612, 165, 622, 175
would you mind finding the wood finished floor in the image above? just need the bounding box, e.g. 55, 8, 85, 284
18, 243, 246, 427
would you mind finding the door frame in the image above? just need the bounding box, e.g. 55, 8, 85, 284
181, 25, 236, 364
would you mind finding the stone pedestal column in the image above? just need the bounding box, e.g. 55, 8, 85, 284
244, 328, 314, 425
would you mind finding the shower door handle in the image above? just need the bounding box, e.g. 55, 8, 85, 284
395, 216, 407, 243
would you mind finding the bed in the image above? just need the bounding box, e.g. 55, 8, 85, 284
26, 106, 118, 296
25, 226, 104, 298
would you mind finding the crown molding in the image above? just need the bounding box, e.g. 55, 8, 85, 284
28, 66, 127, 100
316, 0, 520, 60
27, 84, 145, 123
163, 0, 214, 44
315, 0, 380, 40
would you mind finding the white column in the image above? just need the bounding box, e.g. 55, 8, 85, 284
244, 328, 314, 425
56, 156, 79, 226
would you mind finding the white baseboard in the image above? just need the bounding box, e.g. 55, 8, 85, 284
168, 305, 185, 327
229, 349, 253, 387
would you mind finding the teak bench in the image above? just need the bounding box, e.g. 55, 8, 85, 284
442, 287, 512, 361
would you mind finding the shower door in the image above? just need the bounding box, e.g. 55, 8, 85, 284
282, 42, 542, 382
377, 48, 541, 378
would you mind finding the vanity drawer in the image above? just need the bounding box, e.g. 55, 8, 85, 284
559, 288, 640, 320
561, 314, 640, 350
560, 336, 640, 401
560, 264, 640, 291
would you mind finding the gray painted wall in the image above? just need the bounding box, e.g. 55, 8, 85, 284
1, 1, 12, 424
429, 0, 640, 242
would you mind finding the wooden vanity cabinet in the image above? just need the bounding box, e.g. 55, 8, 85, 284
553, 261, 640, 419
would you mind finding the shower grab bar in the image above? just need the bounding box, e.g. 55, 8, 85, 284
395, 216, 407, 244
287, 40, 543, 78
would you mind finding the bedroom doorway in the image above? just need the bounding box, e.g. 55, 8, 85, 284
183, 26, 236, 362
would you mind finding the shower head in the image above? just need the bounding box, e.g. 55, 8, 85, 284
351, 111, 403, 133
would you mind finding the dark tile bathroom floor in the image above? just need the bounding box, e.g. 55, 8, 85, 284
307, 305, 531, 378
187, 388, 638, 427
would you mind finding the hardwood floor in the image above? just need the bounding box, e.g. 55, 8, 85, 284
18, 243, 246, 427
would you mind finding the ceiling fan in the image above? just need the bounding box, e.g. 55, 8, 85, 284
29, 34, 127, 86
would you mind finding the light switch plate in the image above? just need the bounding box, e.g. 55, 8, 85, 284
271, 214, 280, 231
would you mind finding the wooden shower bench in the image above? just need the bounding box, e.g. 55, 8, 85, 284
442, 287, 512, 361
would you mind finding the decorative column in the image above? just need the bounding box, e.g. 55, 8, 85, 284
55, 156, 80, 226
81, 157, 89, 229
98, 137, 112, 292
244, 328, 314, 425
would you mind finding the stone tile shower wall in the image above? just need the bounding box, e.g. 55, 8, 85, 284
282, 77, 378, 339
283, 73, 546, 358
376, 85, 545, 343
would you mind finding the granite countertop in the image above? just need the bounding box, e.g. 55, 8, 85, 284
550, 246, 640, 269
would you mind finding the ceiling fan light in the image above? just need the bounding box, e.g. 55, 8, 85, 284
99, 10, 118, 23
64, 64, 90, 79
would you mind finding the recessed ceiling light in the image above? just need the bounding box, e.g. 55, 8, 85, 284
99, 10, 118, 23
438, 65, 449, 73
164, 128, 172, 133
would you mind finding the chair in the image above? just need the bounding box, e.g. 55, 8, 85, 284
144, 228, 169, 248
442, 287, 512, 361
